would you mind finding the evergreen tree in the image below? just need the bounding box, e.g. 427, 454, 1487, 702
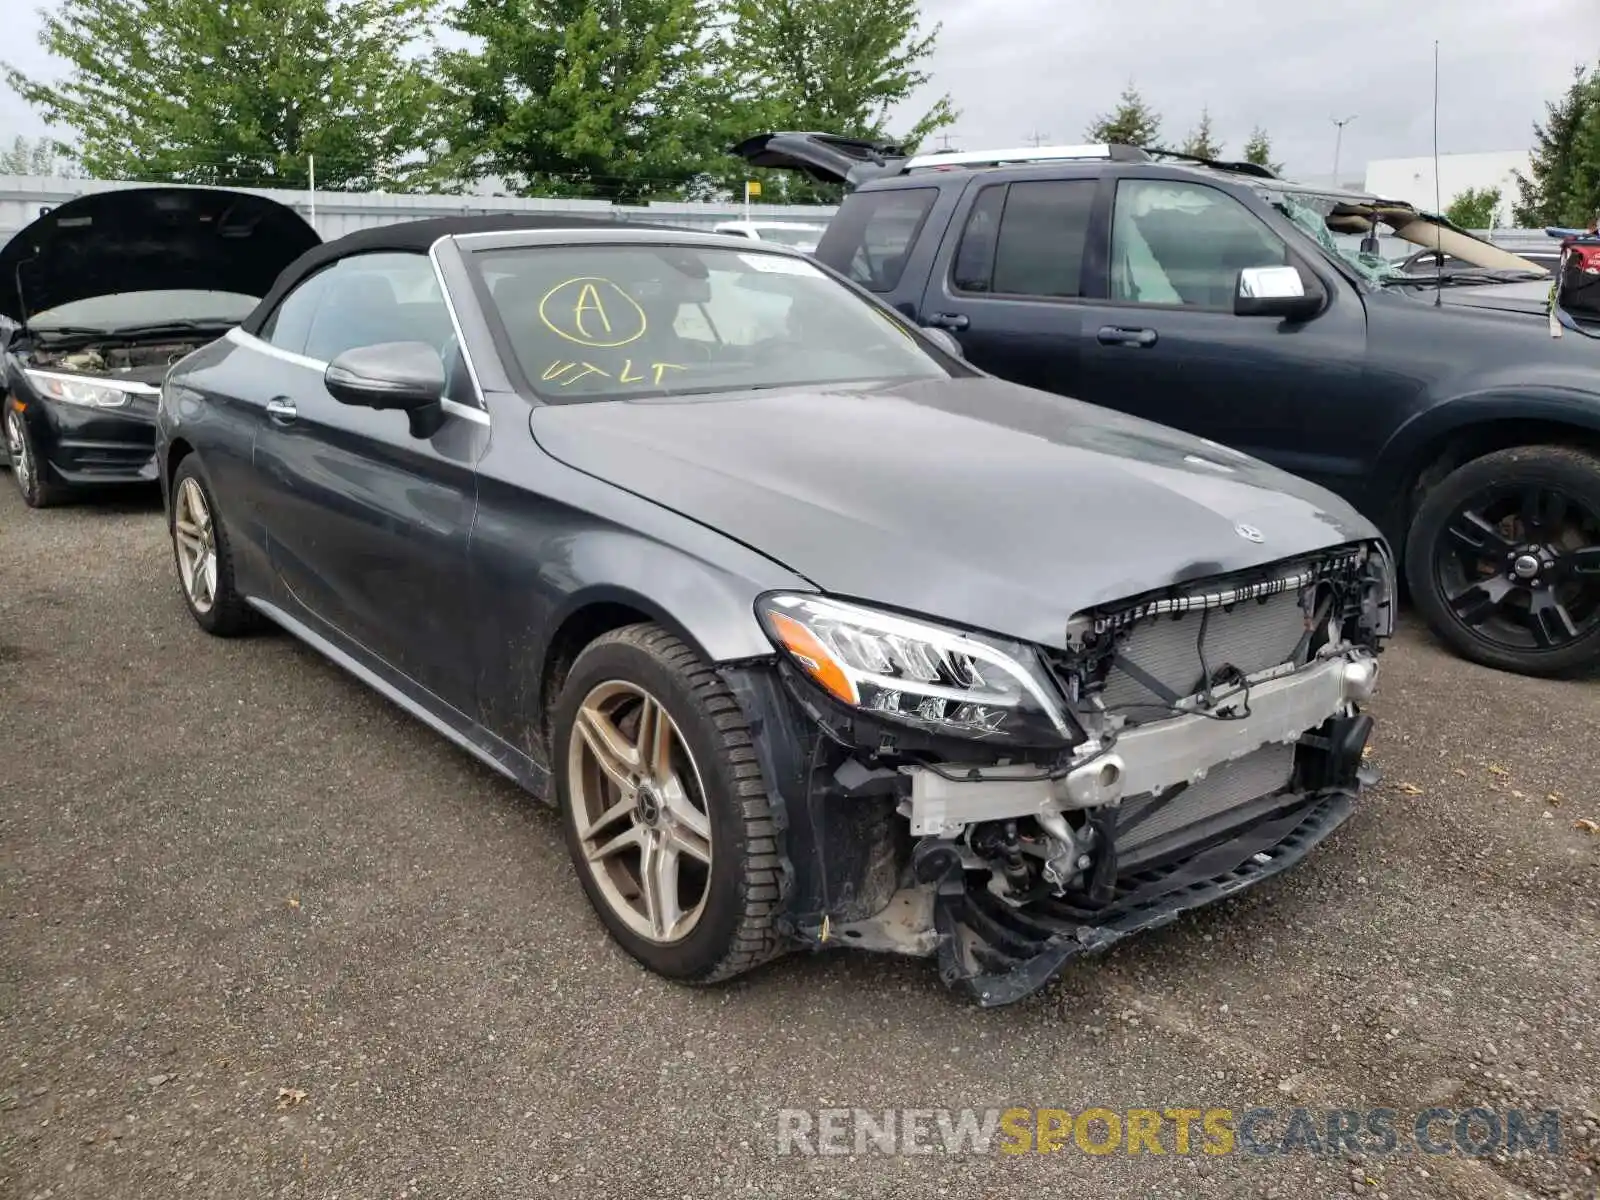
1241, 126, 1283, 175
1085, 82, 1161, 148
1512, 63, 1599, 227
1179, 107, 1223, 159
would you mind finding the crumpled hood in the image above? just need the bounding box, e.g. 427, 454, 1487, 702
0, 186, 320, 323
529, 377, 1380, 649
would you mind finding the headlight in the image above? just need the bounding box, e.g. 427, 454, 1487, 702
24, 369, 145, 408
757, 594, 1075, 745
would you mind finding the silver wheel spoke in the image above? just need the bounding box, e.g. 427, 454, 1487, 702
587, 823, 643, 864
575, 703, 639, 790
639, 834, 684, 940
636, 696, 674, 782
663, 784, 712, 846
669, 824, 712, 865
578, 792, 636, 842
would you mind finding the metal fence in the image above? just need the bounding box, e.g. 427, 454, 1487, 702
0, 174, 838, 241
0, 172, 1560, 252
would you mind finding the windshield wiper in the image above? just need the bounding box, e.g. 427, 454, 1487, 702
1380, 268, 1547, 288
110, 318, 235, 334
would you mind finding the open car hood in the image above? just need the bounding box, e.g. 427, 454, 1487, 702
730, 132, 911, 187
0, 186, 321, 324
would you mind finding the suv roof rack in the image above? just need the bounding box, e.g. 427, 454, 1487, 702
905, 143, 1152, 172
1142, 147, 1281, 180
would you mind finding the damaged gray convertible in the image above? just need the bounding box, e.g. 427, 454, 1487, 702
156, 217, 1393, 1006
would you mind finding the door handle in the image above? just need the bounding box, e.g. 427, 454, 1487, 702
265, 398, 298, 422
927, 312, 970, 331
1097, 325, 1158, 348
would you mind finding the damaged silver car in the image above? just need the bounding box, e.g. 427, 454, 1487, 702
157, 220, 1393, 1005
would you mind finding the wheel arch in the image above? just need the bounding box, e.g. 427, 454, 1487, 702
1372, 391, 1600, 553
533, 583, 776, 762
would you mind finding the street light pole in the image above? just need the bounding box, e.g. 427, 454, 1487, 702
1330, 115, 1357, 185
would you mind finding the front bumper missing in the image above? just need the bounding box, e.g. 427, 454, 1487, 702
902, 651, 1372, 835
931, 790, 1356, 1007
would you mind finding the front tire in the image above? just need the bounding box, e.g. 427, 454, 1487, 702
553, 624, 785, 983
1405, 445, 1600, 676
169, 456, 260, 637
6, 407, 66, 508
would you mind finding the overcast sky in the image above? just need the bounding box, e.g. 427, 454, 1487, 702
2, 0, 1596, 181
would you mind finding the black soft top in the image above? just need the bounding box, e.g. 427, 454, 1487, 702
238, 213, 686, 336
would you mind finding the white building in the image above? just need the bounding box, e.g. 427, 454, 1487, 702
1363, 150, 1530, 226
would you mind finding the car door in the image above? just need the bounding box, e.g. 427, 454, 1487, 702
915, 173, 1100, 395
1070, 175, 1376, 492
248, 250, 488, 714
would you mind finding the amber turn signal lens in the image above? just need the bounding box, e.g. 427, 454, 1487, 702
767, 612, 858, 704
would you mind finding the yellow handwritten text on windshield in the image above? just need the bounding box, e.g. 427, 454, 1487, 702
542, 360, 687, 387
538, 277, 649, 348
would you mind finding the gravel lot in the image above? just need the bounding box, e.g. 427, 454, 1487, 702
2, 481, 1598, 1200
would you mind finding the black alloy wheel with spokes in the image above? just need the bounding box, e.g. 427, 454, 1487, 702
1407, 445, 1600, 676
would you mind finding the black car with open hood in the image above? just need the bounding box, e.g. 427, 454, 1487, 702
2, 185, 319, 507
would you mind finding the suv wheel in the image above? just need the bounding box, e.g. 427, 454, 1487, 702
1406, 445, 1600, 675
552, 624, 784, 983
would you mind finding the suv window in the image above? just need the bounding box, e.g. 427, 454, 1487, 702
953, 180, 1095, 297
816, 188, 937, 292
1110, 180, 1288, 308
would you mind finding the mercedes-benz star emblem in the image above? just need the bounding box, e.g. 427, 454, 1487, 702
1234, 523, 1265, 544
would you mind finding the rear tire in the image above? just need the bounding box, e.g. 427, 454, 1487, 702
1405, 445, 1600, 676
169, 456, 261, 637
552, 624, 785, 983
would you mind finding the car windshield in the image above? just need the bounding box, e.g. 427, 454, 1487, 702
1270, 191, 1547, 285
1270, 193, 1407, 284
28, 289, 259, 332
473, 243, 950, 401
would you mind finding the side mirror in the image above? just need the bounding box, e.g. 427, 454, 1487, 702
1235, 265, 1324, 320
324, 342, 447, 437
920, 326, 965, 358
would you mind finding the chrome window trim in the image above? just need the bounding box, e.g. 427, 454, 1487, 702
224, 327, 491, 427
426, 238, 488, 411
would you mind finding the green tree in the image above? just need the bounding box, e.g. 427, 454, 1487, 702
720, 0, 955, 200
1444, 185, 1502, 230
0, 134, 69, 175
3, 0, 442, 190
1179, 107, 1223, 160
1512, 63, 1600, 227
431, 0, 726, 202
1085, 82, 1161, 148
1241, 126, 1283, 175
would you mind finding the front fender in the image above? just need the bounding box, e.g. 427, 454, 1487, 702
1370, 384, 1600, 538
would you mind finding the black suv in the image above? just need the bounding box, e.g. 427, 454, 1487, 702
735, 133, 1600, 677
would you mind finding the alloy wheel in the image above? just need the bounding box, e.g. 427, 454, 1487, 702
567, 679, 714, 944
1434, 483, 1600, 653
5, 410, 32, 497
173, 477, 219, 614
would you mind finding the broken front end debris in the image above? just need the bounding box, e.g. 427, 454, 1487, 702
725, 541, 1391, 1006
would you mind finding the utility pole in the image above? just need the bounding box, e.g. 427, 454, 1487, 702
935, 133, 957, 152
1026, 129, 1050, 147
1330, 115, 1357, 185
